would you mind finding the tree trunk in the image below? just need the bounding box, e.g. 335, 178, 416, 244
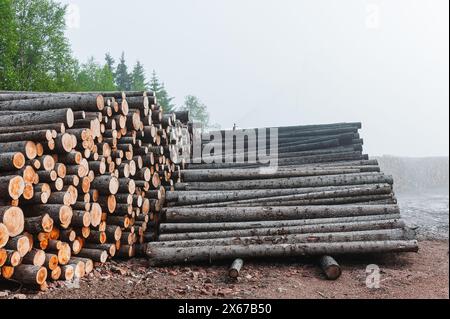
158, 219, 405, 241
175, 173, 393, 191
319, 256, 341, 280
229, 259, 244, 279
12, 265, 47, 285
160, 214, 402, 234
145, 240, 419, 266
0, 108, 74, 128
163, 204, 400, 223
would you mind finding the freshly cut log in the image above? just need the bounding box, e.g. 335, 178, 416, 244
0, 223, 8, 248
69, 257, 94, 274
166, 184, 390, 206
0, 206, 25, 237
91, 176, 119, 195
0, 152, 25, 171
68, 260, 85, 279
44, 253, 59, 271
22, 249, 46, 267
0, 248, 7, 266
319, 255, 341, 280
50, 266, 62, 281
0, 94, 104, 112
145, 240, 419, 265
159, 214, 402, 234
0, 141, 37, 159
175, 173, 393, 191
60, 265, 75, 281
163, 205, 401, 223
55, 243, 71, 265
229, 259, 244, 279
152, 229, 412, 248
5, 250, 22, 266
158, 220, 405, 241
1, 266, 14, 279
0, 123, 66, 135
24, 205, 73, 229
4, 235, 30, 257
12, 265, 47, 285
23, 214, 54, 234
0, 108, 74, 128
77, 248, 108, 263
0, 176, 25, 200
182, 185, 393, 208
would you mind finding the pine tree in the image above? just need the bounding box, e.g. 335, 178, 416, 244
115, 52, 131, 91
149, 70, 175, 113
105, 52, 115, 75
131, 61, 148, 91
180, 95, 210, 132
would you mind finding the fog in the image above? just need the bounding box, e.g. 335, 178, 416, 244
60, 0, 449, 157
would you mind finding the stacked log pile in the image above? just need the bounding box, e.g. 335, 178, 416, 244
145, 123, 419, 265
0, 91, 191, 288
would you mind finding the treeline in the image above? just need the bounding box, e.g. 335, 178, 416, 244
0, 0, 216, 129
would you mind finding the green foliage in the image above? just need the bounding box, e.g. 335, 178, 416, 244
76, 57, 116, 92
180, 95, 210, 131
149, 70, 175, 113
105, 53, 115, 74
115, 52, 132, 91
7, 0, 77, 91
131, 61, 148, 91
0, 1, 214, 128
0, 0, 18, 90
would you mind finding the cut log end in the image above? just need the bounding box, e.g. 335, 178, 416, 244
1, 206, 24, 237
25, 141, 37, 160
66, 109, 74, 128
8, 176, 25, 201
13, 152, 26, 169
0, 224, 9, 249
319, 256, 342, 280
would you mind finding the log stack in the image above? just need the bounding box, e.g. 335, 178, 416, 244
0, 91, 191, 288
144, 123, 419, 265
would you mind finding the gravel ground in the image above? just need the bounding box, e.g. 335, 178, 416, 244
0, 240, 447, 300
1, 192, 448, 300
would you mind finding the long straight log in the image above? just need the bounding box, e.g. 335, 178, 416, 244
145, 240, 419, 266
175, 173, 393, 191
158, 219, 405, 241
166, 183, 391, 206
180, 185, 393, 208
0, 108, 74, 128
0, 94, 104, 112
154, 228, 413, 248
163, 204, 400, 223
159, 214, 402, 233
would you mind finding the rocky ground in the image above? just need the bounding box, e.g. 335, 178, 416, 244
0, 240, 448, 299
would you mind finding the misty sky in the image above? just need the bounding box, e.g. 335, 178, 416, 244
60, 0, 449, 157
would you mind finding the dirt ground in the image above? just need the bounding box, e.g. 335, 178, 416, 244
1, 240, 447, 299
